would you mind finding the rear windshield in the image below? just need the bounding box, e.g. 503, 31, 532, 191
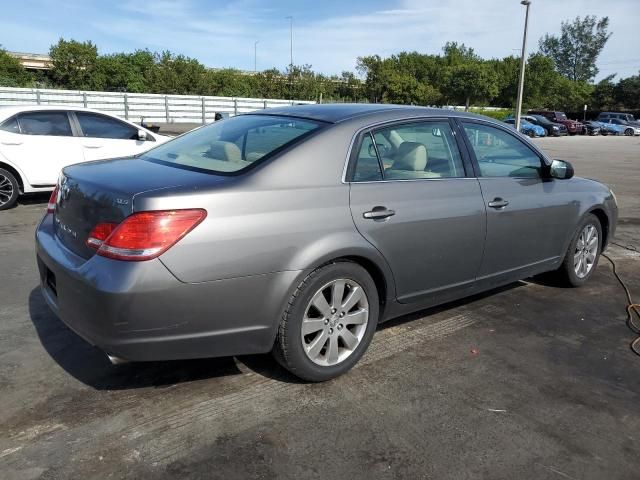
141, 114, 323, 174
556, 112, 568, 120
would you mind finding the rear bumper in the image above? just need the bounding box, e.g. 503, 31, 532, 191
550, 129, 568, 136
35, 214, 300, 362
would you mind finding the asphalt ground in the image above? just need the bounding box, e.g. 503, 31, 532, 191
1, 135, 639, 479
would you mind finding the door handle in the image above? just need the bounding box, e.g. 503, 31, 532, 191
363, 206, 395, 220
1, 141, 22, 146
488, 198, 509, 209
83, 144, 103, 149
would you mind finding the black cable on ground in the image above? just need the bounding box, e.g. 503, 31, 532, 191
611, 241, 638, 252
601, 252, 640, 356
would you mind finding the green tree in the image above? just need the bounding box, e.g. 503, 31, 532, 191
0, 47, 32, 86
522, 54, 564, 109
145, 51, 206, 94
92, 50, 155, 92
615, 72, 640, 109
49, 38, 98, 89
591, 75, 617, 110
200, 68, 257, 97
254, 68, 287, 99
444, 62, 498, 110
441, 42, 479, 66
539, 16, 611, 82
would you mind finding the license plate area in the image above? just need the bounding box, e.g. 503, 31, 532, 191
45, 268, 57, 297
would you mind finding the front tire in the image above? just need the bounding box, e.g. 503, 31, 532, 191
554, 214, 602, 287
0, 168, 19, 211
624, 128, 634, 136
273, 261, 379, 381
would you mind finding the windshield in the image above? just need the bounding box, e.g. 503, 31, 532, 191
142, 114, 324, 174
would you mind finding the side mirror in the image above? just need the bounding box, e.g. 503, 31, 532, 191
137, 130, 148, 141
549, 159, 574, 179
367, 143, 388, 157
368, 143, 377, 157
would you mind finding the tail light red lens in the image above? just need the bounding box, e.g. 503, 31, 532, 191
86, 222, 118, 249
47, 186, 59, 214
88, 209, 207, 261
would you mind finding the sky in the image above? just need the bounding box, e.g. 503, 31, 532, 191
1, 0, 638, 80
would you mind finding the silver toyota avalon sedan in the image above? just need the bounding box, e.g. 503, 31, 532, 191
36, 104, 618, 381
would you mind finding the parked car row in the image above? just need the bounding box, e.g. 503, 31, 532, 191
503, 110, 640, 138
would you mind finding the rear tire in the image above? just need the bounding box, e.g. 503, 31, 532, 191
553, 214, 602, 287
624, 128, 634, 136
273, 261, 379, 382
0, 168, 19, 211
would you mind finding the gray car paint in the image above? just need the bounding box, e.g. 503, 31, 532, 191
35, 104, 618, 363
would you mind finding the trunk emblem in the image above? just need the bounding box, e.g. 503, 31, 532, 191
55, 217, 78, 239
115, 198, 129, 205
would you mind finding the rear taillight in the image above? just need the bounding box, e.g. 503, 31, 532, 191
86, 222, 118, 249
87, 209, 206, 261
47, 186, 59, 214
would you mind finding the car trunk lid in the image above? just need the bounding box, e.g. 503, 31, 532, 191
52, 157, 218, 259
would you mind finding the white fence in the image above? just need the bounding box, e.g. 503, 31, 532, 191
0, 87, 316, 124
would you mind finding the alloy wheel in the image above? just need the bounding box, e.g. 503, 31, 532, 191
0, 173, 14, 207
301, 278, 369, 366
574, 224, 598, 278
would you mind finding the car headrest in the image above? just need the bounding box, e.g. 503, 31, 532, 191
207, 141, 242, 162
392, 142, 428, 171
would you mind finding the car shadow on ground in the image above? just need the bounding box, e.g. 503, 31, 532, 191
29, 280, 530, 390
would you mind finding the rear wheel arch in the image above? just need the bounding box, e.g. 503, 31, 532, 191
335, 255, 389, 311
0, 161, 24, 193
289, 247, 396, 311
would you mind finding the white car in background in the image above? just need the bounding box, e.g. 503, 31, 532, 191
0, 106, 171, 209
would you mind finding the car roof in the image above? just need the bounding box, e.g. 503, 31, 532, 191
246, 103, 487, 124
0, 104, 123, 119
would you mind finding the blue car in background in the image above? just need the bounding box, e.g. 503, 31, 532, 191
503, 118, 546, 137
591, 120, 627, 136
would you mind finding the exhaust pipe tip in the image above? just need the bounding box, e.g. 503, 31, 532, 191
107, 354, 129, 365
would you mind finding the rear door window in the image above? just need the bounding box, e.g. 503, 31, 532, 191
18, 111, 73, 136
352, 133, 383, 182
352, 120, 465, 181
76, 112, 138, 140
0, 116, 20, 134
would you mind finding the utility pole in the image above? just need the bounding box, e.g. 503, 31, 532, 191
254, 40, 259, 72
285, 16, 294, 99
286, 16, 293, 68
515, 0, 531, 131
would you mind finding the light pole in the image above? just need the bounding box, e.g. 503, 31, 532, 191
254, 40, 259, 72
514, 0, 531, 131
285, 16, 293, 69
285, 16, 294, 99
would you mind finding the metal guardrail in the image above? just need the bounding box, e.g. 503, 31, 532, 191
0, 87, 316, 124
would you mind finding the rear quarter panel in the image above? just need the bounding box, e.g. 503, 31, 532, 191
136, 123, 396, 301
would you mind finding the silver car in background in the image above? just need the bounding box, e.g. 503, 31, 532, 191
36, 104, 618, 381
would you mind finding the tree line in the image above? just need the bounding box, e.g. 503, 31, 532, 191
0, 15, 638, 112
